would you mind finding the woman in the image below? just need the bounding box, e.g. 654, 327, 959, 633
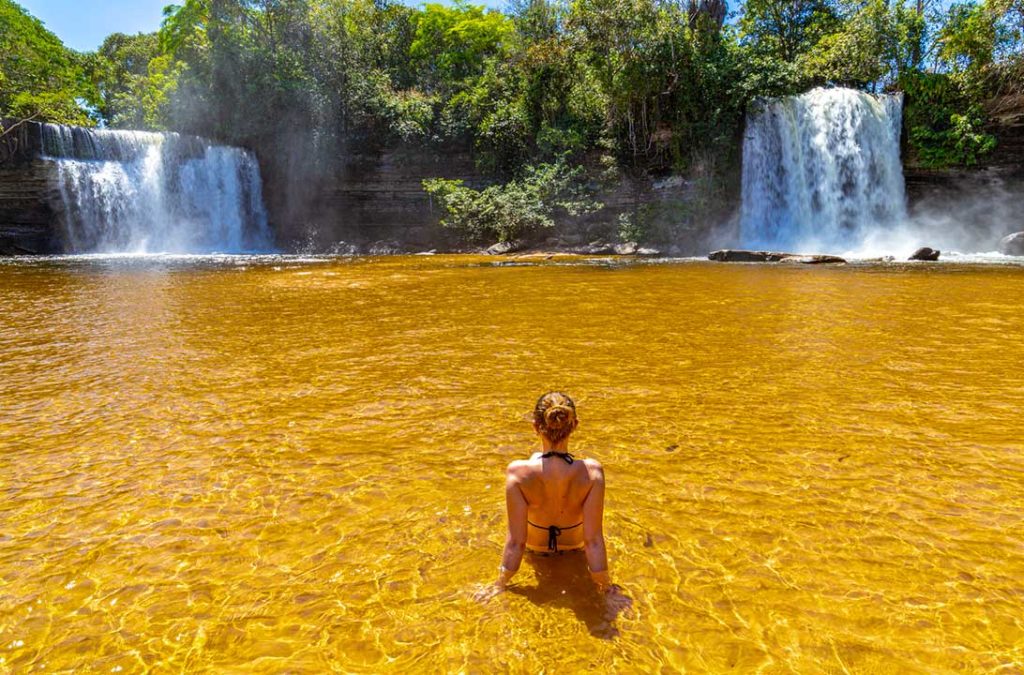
479, 392, 626, 604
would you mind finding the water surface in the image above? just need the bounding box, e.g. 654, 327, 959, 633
2, 255, 1023, 672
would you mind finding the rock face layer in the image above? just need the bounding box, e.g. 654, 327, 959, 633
0, 123, 62, 253
0, 163, 61, 254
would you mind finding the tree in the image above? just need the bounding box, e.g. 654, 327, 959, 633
410, 2, 517, 91
0, 0, 96, 124
92, 32, 171, 128
739, 0, 841, 63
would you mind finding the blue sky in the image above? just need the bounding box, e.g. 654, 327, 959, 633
20, 0, 170, 52
19, 0, 505, 52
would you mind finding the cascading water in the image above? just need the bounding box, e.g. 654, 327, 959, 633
42, 124, 273, 253
740, 87, 906, 253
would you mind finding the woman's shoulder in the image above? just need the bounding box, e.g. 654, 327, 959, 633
505, 457, 538, 478
581, 457, 605, 481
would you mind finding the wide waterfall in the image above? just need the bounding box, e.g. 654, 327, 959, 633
42, 124, 272, 253
740, 87, 906, 252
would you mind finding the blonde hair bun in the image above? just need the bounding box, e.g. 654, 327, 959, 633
544, 406, 571, 429
533, 392, 578, 442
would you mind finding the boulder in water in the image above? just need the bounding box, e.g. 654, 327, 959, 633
908, 247, 940, 261
709, 249, 845, 264
999, 232, 1024, 256
779, 254, 847, 264
708, 249, 790, 262
485, 239, 525, 255
578, 240, 616, 255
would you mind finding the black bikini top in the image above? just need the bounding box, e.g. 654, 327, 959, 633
541, 451, 574, 464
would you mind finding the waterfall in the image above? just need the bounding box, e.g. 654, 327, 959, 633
740, 87, 906, 252
41, 124, 273, 254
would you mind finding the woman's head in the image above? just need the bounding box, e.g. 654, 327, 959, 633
533, 392, 578, 443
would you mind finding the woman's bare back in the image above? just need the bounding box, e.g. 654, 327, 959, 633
508, 453, 603, 551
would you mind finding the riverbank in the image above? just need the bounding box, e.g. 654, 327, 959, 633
3, 96, 1024, 257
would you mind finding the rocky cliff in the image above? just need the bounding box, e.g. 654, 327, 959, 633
0, 121, 63, 254
903, 96, 1024, 244
259, 147, 480, 253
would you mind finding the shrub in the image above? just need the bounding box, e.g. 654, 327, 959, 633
423, 160, 601, 243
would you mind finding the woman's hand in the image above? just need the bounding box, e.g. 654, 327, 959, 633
473, 581, 505, 603
602, 584, 633, 619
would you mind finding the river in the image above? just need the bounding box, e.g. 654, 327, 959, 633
1, 254, 1022, 672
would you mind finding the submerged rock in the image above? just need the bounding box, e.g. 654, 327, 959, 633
909, 247, 940, 261
999, 232, 1024, 256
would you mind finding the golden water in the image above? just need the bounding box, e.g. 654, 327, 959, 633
1, 255, 1023, 673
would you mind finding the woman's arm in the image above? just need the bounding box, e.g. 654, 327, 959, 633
582, 460, 613, 590
497, 464, 529, 588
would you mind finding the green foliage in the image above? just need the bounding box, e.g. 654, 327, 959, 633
423, 161, 601, 242
90, 32, 183, 130
939, 1, 1003, 73
909, 105, 997, 167
902, 71, 997, 167
410, 2, 516, 90
739, 0, 841, 64
0, 0, 96, 124
800, 0, 893, 88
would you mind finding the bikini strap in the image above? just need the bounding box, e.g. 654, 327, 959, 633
540, 451, 574, 464
528, 520, 582, 552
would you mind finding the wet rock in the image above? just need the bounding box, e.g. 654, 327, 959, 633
327, 241, 359, 255
578, 240, 616, 255
368, 240, 402, 255
779, 254, 847, 264
708, 249, 790, 262
908, 247, 940, 261
709, 249, 845, 264
614, 242, 638, 255
999, 231, 1024, 256
484, 239, 525, 255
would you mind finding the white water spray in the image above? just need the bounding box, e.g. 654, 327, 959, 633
42, 124, 273, 254
740, 88, 906, 254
